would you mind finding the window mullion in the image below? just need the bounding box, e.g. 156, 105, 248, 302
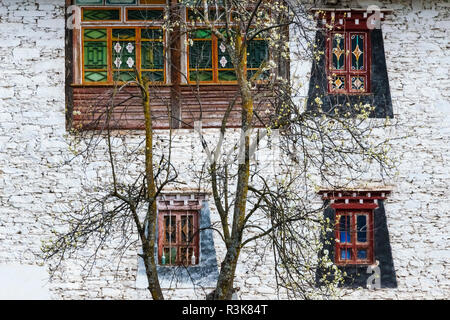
107, 28, 112, 83
136, 27, 141, 77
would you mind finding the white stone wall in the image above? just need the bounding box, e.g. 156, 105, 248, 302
0, 0, 448, 299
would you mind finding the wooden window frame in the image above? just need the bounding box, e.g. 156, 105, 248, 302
157, 210, 200, 266
334, 210, 374, 266
80, 25, 165, 85
326, 30, 371, 94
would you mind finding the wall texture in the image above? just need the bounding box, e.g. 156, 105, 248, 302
0, 0, 448, 299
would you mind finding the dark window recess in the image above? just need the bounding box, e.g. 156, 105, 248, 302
317, 199, 397, 288
307, 29, 393, 118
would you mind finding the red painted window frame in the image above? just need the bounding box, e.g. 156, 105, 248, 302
326, 30, 371, 94
334, 209, 374, 265
157, 209, 200, 266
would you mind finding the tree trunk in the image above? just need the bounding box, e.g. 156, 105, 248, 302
213, 244, 241, 299
213, 32, 252, 300
140, 74, 164, 300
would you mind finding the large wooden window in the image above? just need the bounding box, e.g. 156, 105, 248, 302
327, 31, 370, 94
335, 210, 374, 265
82, 26, 164, 84
158, 210, 200, 266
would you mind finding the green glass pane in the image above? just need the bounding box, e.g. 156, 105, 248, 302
127, 9, 164, 21
142, 71, 164, 82
189, 41, 212, 68
141, 29, 163, 40
112, 29, 135, 40
106, 0, 136, 4
76, 0, 102, 5
248, 39, 268, 68
84, 41, 107, 69
83, 9, 120, 21
142, 42, 164, 70
84, 29, 107, 40
84, 71, 107, 82
189, 29, 211, 39
247, 69, 269, 80
218, 70, 236, 81
113, 41, 136, 69
113, 71, 136, 82
189, 70, 213, 82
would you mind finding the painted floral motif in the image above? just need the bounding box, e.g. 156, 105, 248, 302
219, 42, 226, 53
114, 42, 122, 53
219, 56, 228, 68
126, 42, 134, 53
114, 57, 122, 68
126, 57, 134, 68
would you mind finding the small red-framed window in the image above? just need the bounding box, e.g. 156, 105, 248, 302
157, 210, 200, 266
326, 31, 371, 94
335, 210, 374, 265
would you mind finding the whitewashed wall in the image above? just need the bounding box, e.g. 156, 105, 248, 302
0, 0, 448, 299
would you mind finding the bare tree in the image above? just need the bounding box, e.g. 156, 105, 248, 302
179, 0, 397, 299
43, 0, 397, 301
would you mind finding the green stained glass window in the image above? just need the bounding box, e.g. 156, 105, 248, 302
189, 29, 211, 40
76, 0, 102, 5
142, 42, 164, 70
84, 71, 107, 82
113, 71, 136, 82
189, 41, 212, 69
83, 28, 108, 83
106, 0, 136, 4
247, 39, 268, 80
82, 9, 121, 21
84, 28, 107, 40
141, 29, 163, 40
127, 9, 164, 21
112, 28, 135, 40
84, 42, 107, 69
142, 71, 164, 82
81, 27, 166, 84
218, 70, 236, 81
189, 70, 213, 82
332, 33, 345, 70
247, 69, 269, 81
248, 39, 268, 69
351, 34, 365, 71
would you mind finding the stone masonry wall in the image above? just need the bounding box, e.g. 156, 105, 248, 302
0, 0, 448, 299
